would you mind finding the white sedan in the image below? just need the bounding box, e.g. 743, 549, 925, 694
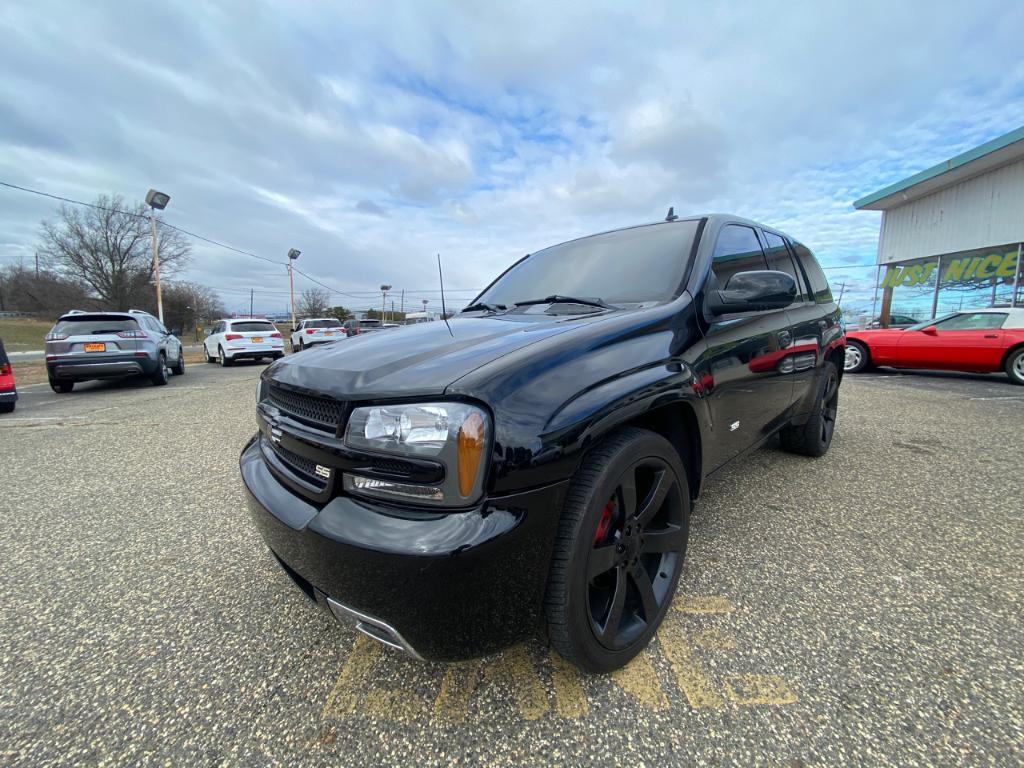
290, 318, 345, 351
204, 318, 285, 366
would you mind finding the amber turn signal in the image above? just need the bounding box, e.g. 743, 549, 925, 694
457, 411, 486, 498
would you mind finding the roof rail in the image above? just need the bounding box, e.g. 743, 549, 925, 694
127, 308, 150, 315
65, 309, 88, 315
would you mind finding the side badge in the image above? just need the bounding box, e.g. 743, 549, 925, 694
315, 465, 332, 479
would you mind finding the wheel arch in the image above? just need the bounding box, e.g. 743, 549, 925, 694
999, 342, 1024, 371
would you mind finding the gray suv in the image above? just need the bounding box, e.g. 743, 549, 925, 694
45, 309, 185, 393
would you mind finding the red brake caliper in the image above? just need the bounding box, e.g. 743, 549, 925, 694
594, 499, 615, 545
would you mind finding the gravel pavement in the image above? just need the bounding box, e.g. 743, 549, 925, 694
1, 362, 1021, 766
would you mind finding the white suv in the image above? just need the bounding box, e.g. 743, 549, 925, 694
204, 318, 284, 366
290, 318, 344, 351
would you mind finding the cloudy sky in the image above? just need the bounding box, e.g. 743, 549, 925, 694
2, 1, 1023, 316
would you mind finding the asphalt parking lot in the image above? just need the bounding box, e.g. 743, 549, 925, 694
1, 362, 1022, 766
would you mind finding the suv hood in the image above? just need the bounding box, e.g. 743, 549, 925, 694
267, 312, 612, 399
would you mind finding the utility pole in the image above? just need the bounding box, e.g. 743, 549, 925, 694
391, 300, 395, 323
145, 189, 171, 324
287, 249, 301, 328
250, 288, 254, 317
836, 281, 846, 307
400, 290, 405, 315
380, 284, 391, 324
34, 252, 39, 278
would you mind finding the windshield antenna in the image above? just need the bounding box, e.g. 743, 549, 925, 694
437, 253, 454, 337
665, 206, 679, 222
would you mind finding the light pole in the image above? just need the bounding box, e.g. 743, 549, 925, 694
422, 298, 428, 316
287, 248, 301, 329
380, 284, 391, 323
145, 189, 170, 323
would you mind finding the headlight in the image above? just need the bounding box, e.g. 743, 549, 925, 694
343, 402, 490, 506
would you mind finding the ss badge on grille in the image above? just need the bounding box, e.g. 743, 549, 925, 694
315, 464, 332, 479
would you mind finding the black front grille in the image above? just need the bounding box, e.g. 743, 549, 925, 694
267, 383, 346, 432
267, 438, 328, 491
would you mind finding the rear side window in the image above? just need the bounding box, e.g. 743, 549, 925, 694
791, 242, 834, 304
52, 316, 139, 336
230, 321, 275, 333
711, 225, 767, 287
763, 231, 806, 302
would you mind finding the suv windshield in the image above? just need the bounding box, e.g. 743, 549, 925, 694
52, 316, 139, 335
306, 320, 342, 329
230, 321, 275, 332
474, 220, 701, 308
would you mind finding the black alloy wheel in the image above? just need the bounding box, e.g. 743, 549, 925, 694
545, 427, 690, 672
779, 361, 839, 457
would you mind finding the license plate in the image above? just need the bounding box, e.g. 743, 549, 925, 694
324, 331, 333, 336
251, 337, 263, 343
84, 342, 106, 352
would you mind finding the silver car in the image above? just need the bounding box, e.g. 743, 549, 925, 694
44, 309, 185, 393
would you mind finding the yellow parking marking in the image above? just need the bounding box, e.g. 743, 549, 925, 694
484, 645, 549, 720
322, 635, 381, 718
433, 661, 482, 724
363, 688, 427, 721
549, 650, 588, 719
658, 622, 724, 708
692, 627, 737, 651
611, 651, 669, 711
723, 674, 798, 706
675, 595, 734, 614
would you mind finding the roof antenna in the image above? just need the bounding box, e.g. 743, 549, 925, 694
665, 206, 679, 222
437, 253, 454, 337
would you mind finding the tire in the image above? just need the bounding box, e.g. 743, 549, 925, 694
843, 340, 872, 373
780, 361, 839, 457
0, 401, 14, 413
544, 427, 690, 672
205, 345, 216, 363
218, 347, 232, 367
150, 353, 169, 386
1006, 347, 1024, 385
273, 352, 284, 360
170, 348, 185, 375
50, 379, 73, 394
299, 339, 306, 352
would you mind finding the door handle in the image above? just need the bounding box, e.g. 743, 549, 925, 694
778, 330, 792, 348
984, 334, 998, 339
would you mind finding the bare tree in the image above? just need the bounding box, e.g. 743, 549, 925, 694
161, 282, 226, 336
37, 194, 191, 310
0, 264, 91, 316
297, 287, 331, 317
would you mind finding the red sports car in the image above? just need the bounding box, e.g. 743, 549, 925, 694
844, 308, 1024, 385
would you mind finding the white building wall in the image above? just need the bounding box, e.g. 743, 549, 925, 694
878, 156, 1024, 264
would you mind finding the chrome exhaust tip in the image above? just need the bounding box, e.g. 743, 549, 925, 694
325, 596, 424, 660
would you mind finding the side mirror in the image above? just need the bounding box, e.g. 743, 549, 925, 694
706, 270, 796, 315
921, 325, 938, 335
292, 327, 298, 333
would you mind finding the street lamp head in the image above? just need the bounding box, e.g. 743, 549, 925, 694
145, 189, 170, 210
287, 248, 301, 260
380, 284, 392, 292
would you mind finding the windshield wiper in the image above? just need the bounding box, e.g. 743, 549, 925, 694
513, 295, 615, 310
462, 302, 507, 313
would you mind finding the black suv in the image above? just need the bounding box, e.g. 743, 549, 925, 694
242, 214, 844, 671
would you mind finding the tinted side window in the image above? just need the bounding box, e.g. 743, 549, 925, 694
711, 225, 767, 287
791, 242, 833, 304
763, 231, 805, 302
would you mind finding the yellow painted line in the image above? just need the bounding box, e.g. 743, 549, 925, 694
484, 645, 549, 721
610, 651, 669, 711
658, 622, 724, 708
363, 688, 427, 722
322, 634, 382, 718
692, 627, 737, 651
549, 650, 588, 719
674, 595, 734, 614
433, 661, 482, 724
723, 674, 798, 706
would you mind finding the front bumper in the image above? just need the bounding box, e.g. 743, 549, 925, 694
47, 354, 157, 380
240, 435, 568, 661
